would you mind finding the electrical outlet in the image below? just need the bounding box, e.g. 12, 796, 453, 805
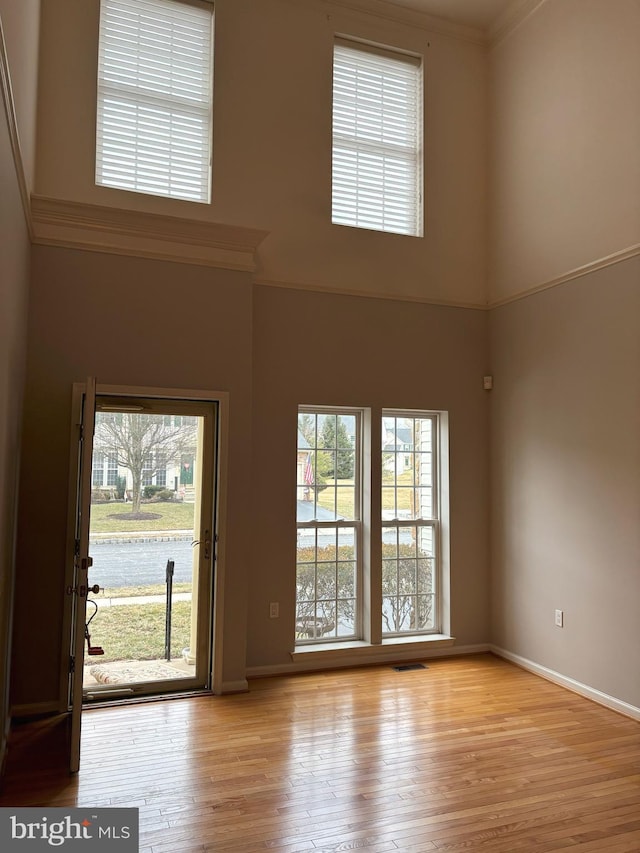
555, 609, 563, 628
269, 602, 279, 619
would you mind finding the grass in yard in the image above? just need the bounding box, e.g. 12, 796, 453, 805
87, 600, 192, 663
316, 471, 415, 516
315, 480, 356, 517
97, 583, 192, 599
90, 500, 195, 533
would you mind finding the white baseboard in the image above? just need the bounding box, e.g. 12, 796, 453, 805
490, 646, 640, 722
247, 643, 491, 680
10, 701, 61, 719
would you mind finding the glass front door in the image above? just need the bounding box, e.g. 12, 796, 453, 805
81, 396, 217, 701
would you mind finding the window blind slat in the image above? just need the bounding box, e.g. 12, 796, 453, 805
332, 39, 422, 237
96, 0, 213, 203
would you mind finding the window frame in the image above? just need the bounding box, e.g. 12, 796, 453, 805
92, 451, 105, 488
332, 36, 424, 237
381, 410, 440, 638
296, 406, 363, 645
105, 452, 118, 487
96, 0, 214, 203
295, 406, 446, 650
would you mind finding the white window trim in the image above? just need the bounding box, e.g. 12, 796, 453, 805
296, 406, 364, 645
381, 410, 440, 638
295, 406, 451, 657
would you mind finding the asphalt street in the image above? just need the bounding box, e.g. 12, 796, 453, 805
88, 528, 416, 589
89, 538, 195, 589
88, 533, 346, 588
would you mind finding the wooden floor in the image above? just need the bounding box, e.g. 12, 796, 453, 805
1, 654, 640, 852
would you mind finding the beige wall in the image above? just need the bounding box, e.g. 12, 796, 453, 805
0, 0, 39, 762
8, 0, 640, 718
489, 0, 640, 304
0, 86, 29, 765
489, 0, 640, 708
490, 257, 640, 707
35, 0, 487, 306
250, 286, 490, 669
13, 247, 490, 706
0, 0, 40, 187
13, 247, 254, 704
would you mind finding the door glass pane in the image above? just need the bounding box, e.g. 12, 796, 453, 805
83, 407, 208, 694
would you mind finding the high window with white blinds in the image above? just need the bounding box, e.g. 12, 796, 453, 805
332, 38, 423, 237
96, 0, 213, 203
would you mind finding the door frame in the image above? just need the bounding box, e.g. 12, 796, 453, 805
68, 377, 95, 772
60, 384, 230, 716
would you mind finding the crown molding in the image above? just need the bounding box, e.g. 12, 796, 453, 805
255, 275, 487, 310
488, 0, 549, 47
30, 196, 270, 273
489, 243, 640, 309
29, 197, 637, 309
0, 14, 33, 239
282, 0, 486, 45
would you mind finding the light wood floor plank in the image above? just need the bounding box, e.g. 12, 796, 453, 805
1, 655, 639, 851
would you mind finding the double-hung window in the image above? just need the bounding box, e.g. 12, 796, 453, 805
92, 451, 118, 488
96, 0, 214, 202
381, 411, 438, 635
92, 452, 105, 488
296, 410, 361, 643
332, 37, 423, 236
295, 407, 444, 647
106, 452, 118, 487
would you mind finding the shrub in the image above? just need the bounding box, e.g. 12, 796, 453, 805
157, 489, 175, 502
143, 485, 166, 499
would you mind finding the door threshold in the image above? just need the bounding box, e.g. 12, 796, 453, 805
82, 686, 213, 710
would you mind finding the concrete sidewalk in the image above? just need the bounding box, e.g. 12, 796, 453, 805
90, 529, 193, 545
89, 592, 192, 608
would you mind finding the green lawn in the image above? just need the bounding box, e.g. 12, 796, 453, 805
317, 471, 415, 516
90, 500, 195, 533
99, 583, 192, 599
86, 600, 192, 662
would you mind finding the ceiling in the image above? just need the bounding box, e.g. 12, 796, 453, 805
378, 0, 517, 31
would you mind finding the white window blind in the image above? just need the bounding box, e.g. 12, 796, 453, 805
332, 38, 423, 237
96, 0, 213, 202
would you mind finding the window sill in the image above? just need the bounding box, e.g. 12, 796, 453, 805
290, 635, 456, 667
